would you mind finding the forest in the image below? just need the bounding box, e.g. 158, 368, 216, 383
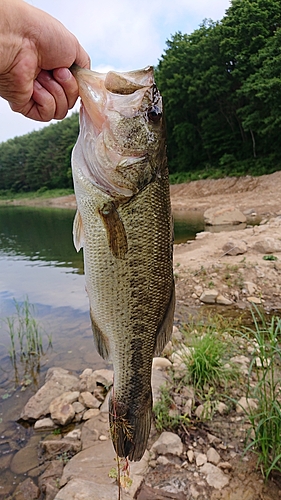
0, 0, 281, 192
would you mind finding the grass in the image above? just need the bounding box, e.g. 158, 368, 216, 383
0, 187, 74, 202
3, 297, 52, 386
183, 332, 229, 390
239, 306, 281, 480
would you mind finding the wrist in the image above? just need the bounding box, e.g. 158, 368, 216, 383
0, 0, 26, 72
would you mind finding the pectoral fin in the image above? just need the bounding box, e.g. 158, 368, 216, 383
154, 282, 175, 356
99, 202, 128, 259
73, 210, 85, 251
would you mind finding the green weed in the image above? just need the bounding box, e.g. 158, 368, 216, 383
240, 306, 281, 480
153, 386, 190, 432
4, 297, 52, 387
183, 332, 229, 390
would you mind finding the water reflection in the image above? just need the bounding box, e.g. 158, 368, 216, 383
0, 206, 83, 271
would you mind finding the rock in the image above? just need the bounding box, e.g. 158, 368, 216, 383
207, 447, 221, 465
40, 438, 82, 460
59, 441, 115, 488
21, 368, 79, 421
182, 398, 193, 417
207, 433, 221, 445
150, 431, 183, 457
66, 429, 81, 440
170, 345, 192, 365
187, 449, 194, 463
216, 294, 232, 305
82, 409, 100, 420
13, 477, 39, 500
253, 237, 281, 254
38, 460, 64, 500
49, 392, 79, 423
218, 461, 232, 470
53, 478, 121, 500
34, 417, 57, 431
195, 404, 204, 419
200, 289, 219, 304
222, 240, 248, 255
216, 402, 228, 415
244, 281, 257, 295
247, 296, 262, 304
10, 441, 39, 474
72, 401, 85, 414
172, 325, 182, 341
230, 355, 250, 366
129, 450, 150, 498
92, 369, 114, 387
151, 366, 169, 405
99, 391, 111, 414
137, 484, 186, 500
236, 397, 258, 414
200, 463, 229, 489
196, 453, 207, 466
152, 357, 172, 370
81, 414, 109, 449
204, 206, 246, 226
79, 391, 100, 409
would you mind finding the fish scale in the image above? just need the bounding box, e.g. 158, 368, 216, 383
71, 64, 175, 461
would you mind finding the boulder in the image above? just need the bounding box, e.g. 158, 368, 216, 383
21, 368, 79, 421
222, 239, 247, 256
53, 478, 122, 500
150, 431, 183, 457
40, 438, 81, 461
200, 289, 218, 304
79, 391, 100, 409
12, 477, 39, 500
38, 461, 64, 500
236, 397, 258, 414
204, 206, 246, 226
253, 237, 281, 254
200, 462, 229, 489
206, 447, 221, 465
50, 391, 79, 425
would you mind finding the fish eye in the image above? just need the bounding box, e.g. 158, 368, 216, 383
147, 107, 162, 123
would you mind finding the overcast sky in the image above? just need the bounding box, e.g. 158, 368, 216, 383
0, 0, 231, 144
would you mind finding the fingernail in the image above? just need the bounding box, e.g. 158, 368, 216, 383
34, 80, 43, 90
56, 68, 72, 81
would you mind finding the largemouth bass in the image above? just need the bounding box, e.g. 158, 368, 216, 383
71, 65, 175, 461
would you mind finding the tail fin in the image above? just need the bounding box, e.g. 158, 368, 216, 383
108, 391, 152, 461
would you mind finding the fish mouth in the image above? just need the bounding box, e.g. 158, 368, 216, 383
70, 64, 155, 130
71, 65, 160, 198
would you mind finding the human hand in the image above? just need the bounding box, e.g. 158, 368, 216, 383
0, 0, 90, 121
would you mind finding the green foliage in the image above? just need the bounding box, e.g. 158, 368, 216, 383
156, 0, 281, 177
263, 255, 278, 261
240, 307, 281, 479
0, 113, 78, 193
183, 333, 228, 389
153, 386, 188, 432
